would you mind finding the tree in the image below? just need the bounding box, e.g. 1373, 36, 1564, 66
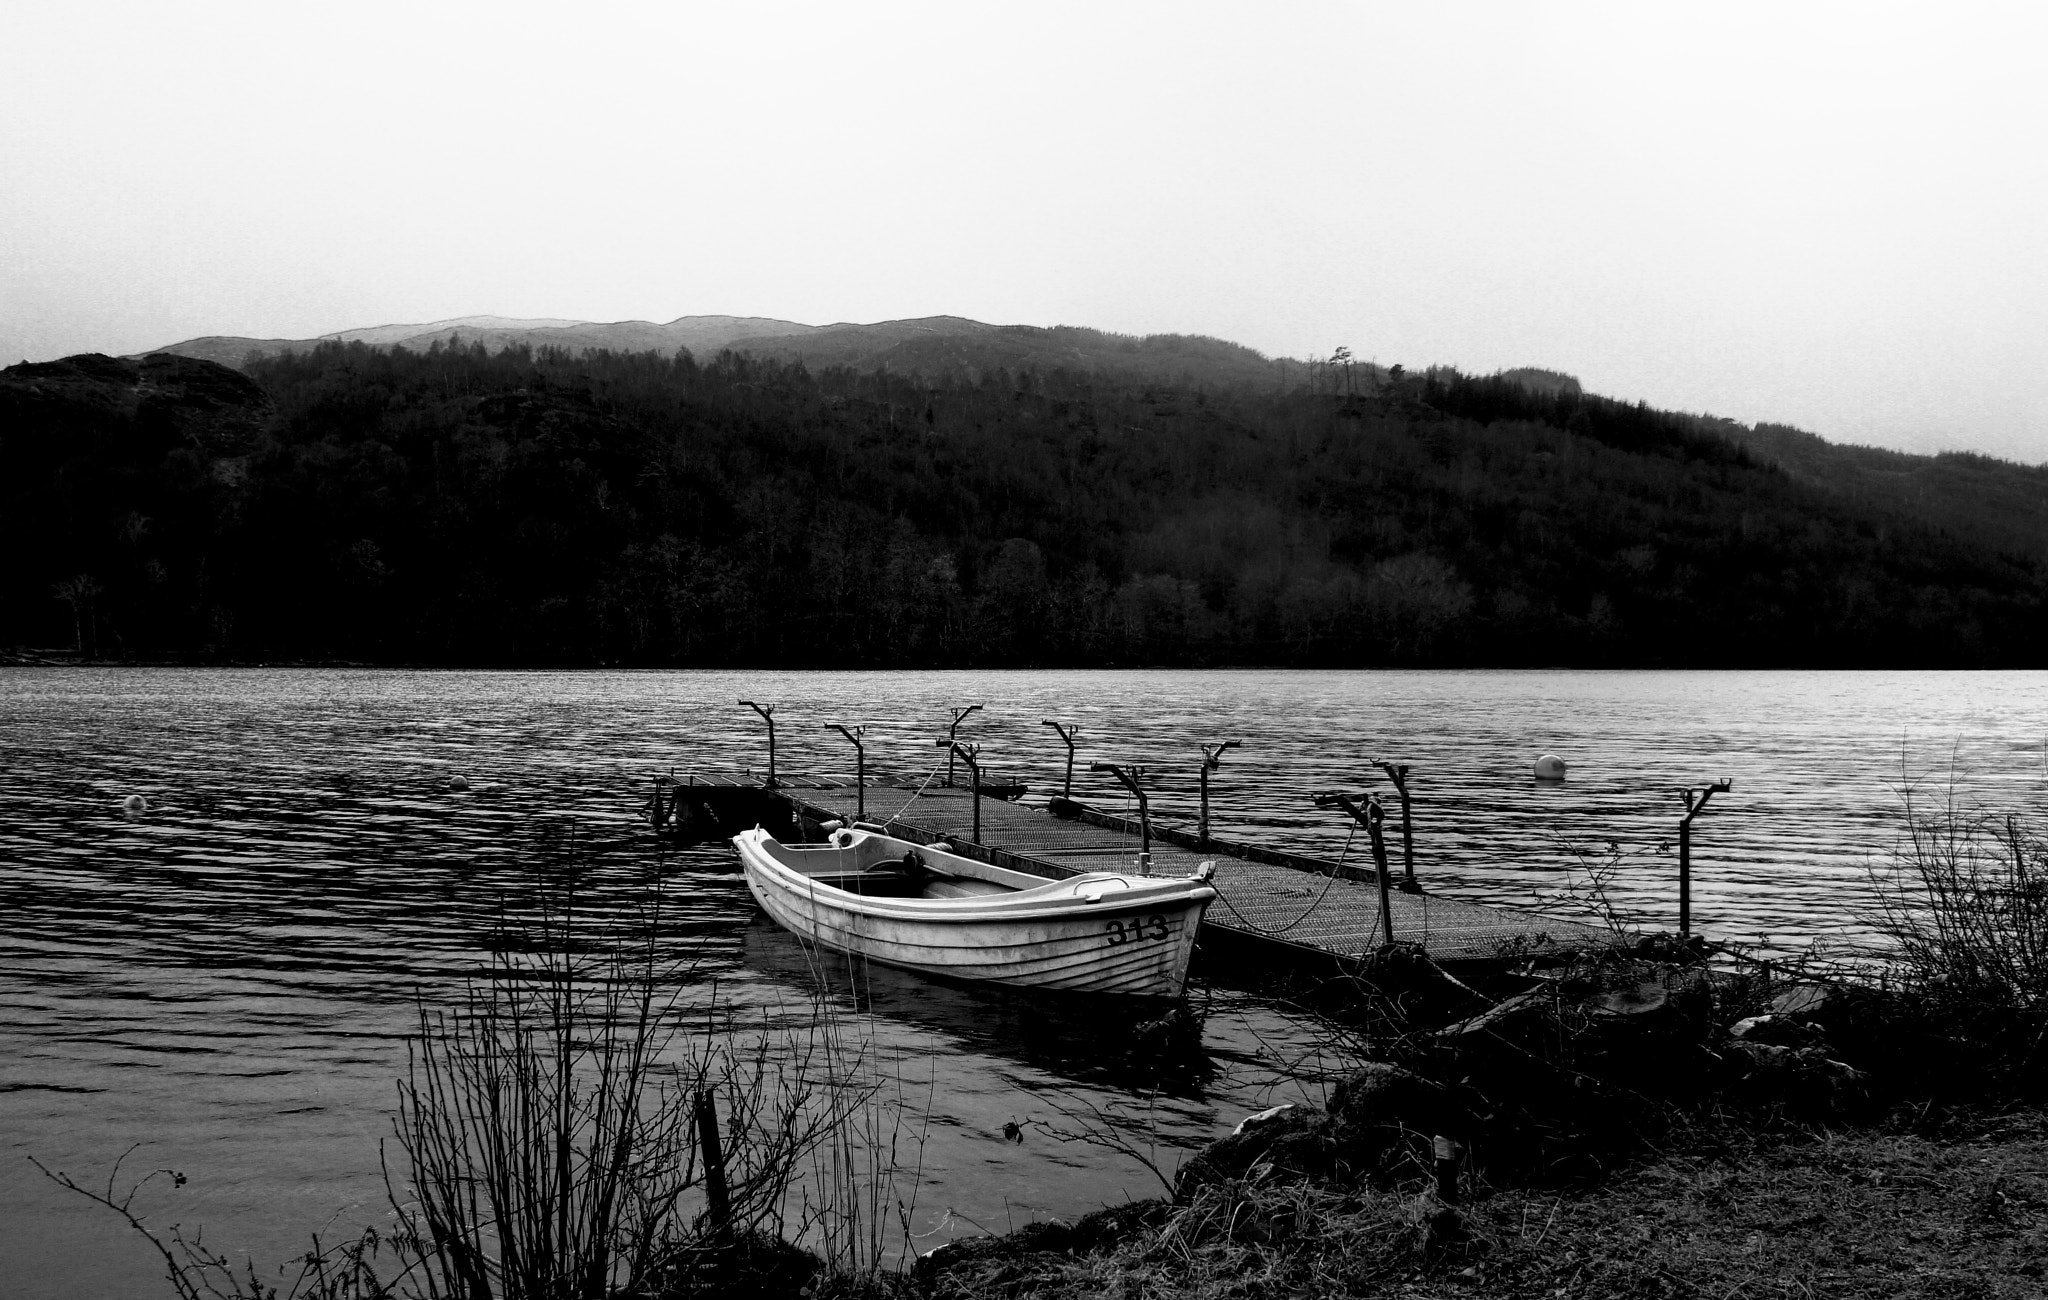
51, 574, 103, 655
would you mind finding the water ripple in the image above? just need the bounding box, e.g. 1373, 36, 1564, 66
3, 666, 2044, 1299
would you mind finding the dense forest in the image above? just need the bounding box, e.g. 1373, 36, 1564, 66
3, 337, 2045, 667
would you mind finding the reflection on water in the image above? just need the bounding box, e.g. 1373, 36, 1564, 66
2, 667, 2043, 1299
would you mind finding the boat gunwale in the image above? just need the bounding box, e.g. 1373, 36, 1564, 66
734, 828, 1215, 925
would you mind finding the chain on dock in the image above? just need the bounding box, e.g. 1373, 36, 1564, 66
1207, 824, 1358, 936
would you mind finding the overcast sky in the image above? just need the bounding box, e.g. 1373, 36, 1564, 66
4, 1, 2044, 459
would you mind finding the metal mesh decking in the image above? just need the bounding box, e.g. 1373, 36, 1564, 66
779, 783, 1611, 964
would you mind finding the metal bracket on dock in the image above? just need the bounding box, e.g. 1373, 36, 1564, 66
1370, 758, 1421, 894
648, 772, 676, 830
738, 700, 777, 787
1090, 763, 1152, 869
1041, 719, 1080, 799
828, 724, 867, 819
1677, 778, 1733, 935
935, 739, 983, 843
1198, 739, 1241, 847
945, 704, 984, 787
1313, 790, 1396, 947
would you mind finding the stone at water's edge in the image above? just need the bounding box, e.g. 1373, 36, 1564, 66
1768, 983, 1839, 1019
913, 1201, 1172, 1282
1729, 1013, 1827, 1049
1175, 1063, 1477, 1197
1722, 1039, 1872, 1119
1232, 1103, 1297, 1136
1327, 1062, 1472, 1142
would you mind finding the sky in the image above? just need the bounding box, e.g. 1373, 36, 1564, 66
4, 1, 2044, 460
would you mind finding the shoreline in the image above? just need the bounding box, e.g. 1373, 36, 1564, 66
8, 653, 2046, 674
899, 1107, 2048, 1299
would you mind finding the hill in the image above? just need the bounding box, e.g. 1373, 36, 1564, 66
7, 339, 2043, 667
140, 314, 821, 368
1711, 419, 2048, 567
139, 313, 1295, 389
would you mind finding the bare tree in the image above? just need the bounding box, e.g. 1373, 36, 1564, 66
51, 574, 103, 655
1331, 346, 1355, 397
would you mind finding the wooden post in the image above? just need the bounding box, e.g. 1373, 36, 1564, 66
739, 700, 776, 788
1041, 720, 1079, 799
650, 775, 669, 831
1677, 779, 1732, 936
1433, 1135, 1462, 1204
694, 1089, 731, 1236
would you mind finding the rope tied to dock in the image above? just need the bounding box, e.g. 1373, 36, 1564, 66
1208, 824, 1360, 936
880, 764, 945, 831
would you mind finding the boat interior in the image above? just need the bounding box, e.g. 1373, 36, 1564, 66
774, 826, 1079, 899
756, 825, 1212, 905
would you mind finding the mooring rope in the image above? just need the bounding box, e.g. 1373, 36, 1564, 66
880, 763, 945, 829
1208, 823, 1359, 936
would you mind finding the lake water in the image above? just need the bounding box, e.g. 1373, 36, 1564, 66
3, 667, 2044, 1298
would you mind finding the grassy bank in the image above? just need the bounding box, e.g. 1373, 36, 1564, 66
900, 1112, 2048, 1300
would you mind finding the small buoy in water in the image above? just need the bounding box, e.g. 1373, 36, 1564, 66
448, 775, 470, 792
1533, 754, 1568, 781
121, 793, 148, 816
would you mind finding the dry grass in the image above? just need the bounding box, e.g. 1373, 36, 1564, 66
1868, 786, 2048, 1086
907, 1113, 2048, 1300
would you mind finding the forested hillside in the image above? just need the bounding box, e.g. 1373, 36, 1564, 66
4, 339, 2043, 666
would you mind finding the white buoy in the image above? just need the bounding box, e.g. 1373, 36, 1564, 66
121, 794, 148, 815
1533, 754, 1568, 781
448, 774, 470, 791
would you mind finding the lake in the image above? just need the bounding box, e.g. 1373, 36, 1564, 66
3, 667, 2043, 1298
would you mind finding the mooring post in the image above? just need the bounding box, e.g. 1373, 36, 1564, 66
1198, 739, 1242, 847
1364, 795, 1394, 947
1433, 1135, 1463, 1204
1374, 759, 1418, 892
935, 739, 983, 843
1091, 762, 1151, 867
828, 724, 867, 820
694, 1088, 731, 1238
650, 774, 669, 830
1677, 778, 1733, 936
1041, 719, 1079, 799
1313, 790, 1396, 947
945, 704, 984, 787
738, 700, 777, 788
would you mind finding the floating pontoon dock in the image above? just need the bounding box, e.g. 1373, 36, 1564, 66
660, 772, 1614, 974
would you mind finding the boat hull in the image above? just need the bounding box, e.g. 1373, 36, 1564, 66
733, 828, 1212, 998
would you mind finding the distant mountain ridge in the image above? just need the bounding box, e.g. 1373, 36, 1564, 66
142, 312, 1315, 392
141, 314, 823, 369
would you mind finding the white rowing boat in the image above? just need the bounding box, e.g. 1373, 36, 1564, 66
732, 825, 1215, 998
